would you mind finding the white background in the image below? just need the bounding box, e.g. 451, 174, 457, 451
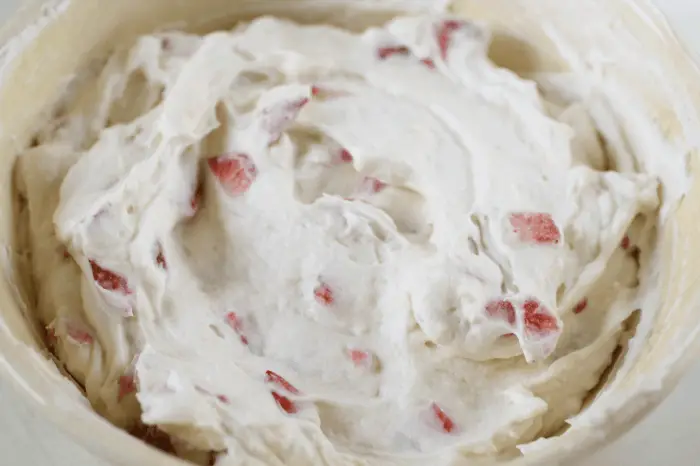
1, 1, 700, 464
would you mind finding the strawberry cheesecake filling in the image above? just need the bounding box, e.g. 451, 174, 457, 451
16, 14, 659, 465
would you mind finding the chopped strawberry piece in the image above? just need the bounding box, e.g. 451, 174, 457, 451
265, 370, 300, 395
314, 282, 334, 306
62, 249, 71, 259
377, 45, 411, 60
437, 20, 464, 59
349, 349, 369, 364
502, 333, 516, 338
347, 349, 376, 369
216, 394, 230, 404
339, 148, 354, 163
263, 98, 309, 144
118, 375, 136, 401
421, 58, 436, 69
90, 260, 132, 294
431, 402, 456, 433
225, 312, 243, 332
208, 153, 258, 196
225, 312, 249, 345
485, 299, 516, 325
523, 299, 559, 335
621, 235, 631, 250
271, 391, 298, 414
66, 325, 94, 345
573, 298, 588, 314
363, 177, 387, 193
509, 212, 561, 245
311, 85, 321, 97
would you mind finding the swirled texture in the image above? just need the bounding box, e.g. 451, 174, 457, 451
15, 14, 659, 466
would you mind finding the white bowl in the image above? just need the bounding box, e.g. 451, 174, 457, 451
1, 1, 700, 465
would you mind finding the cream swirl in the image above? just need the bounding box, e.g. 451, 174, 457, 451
16, 14, 659, 465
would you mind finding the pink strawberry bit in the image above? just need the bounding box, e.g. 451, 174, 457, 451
216, 394, 230, 404
66, 325, 94, 345
314, 282, 334, 306
207, 153, 258, 196
271, 391, 298, 414
431, 402, 457, 433
621, 235, 631, 250
421, 58, 436, 69
263, 98, 310, 144
118, 374, 136, 401
265, 370, 300, 395
90, 260, 132, 294
573, 298, 588, 315
377, 45, 411, 60
509, 212, 561, 245
437, 20, 465, 59
347, 349, 375, 369
485, 299, 516, 325
225, 312, 249, 345
363, 177, 388, 194
523, 299, 560, 335
62, 249, 71, 259
349, 349, 370, 364
311, 85, 322, 97
339, 148, 354, 164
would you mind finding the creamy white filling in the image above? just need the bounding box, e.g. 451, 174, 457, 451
15, 14, 659, 465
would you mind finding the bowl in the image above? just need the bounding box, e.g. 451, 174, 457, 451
1, 0, 700, 465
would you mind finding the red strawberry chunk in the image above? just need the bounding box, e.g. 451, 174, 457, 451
509, 212, 561, 245
621, 235, 631, 250
265, 370, 300, 395
431, 402, 457, 433
66, 325, 94, 345
314, 282, 334, 306
225, 312, 249, 345
363, 177, 387, 194
225, 312, 243, 332
311, 85, 321, 97
349, 349, 370, 365
485, 299, 516, 325
216, 394, 230, 404
523, 299, 559, 335
271, 391, 298, 414
421, 58, 436, 69
377, 45, 411, 60
437, 20, 464, 59
208, 153, 257, 196
339, 149, 354, 163
263, 98, 310, 143
118, 375, 136, 401
573, 298, 588, 314
90, 260, 132, 294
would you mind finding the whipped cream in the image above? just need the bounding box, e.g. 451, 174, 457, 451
15, 14, 660, 465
